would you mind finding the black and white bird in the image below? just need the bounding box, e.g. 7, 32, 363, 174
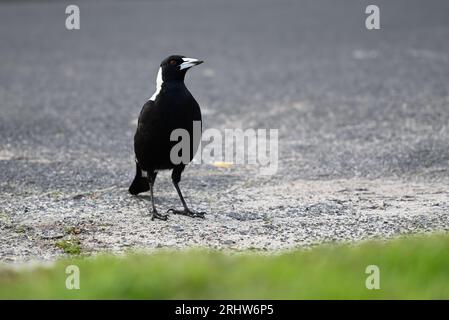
129, 55, 205, 221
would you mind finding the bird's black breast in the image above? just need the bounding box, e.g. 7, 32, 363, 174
134, 84, 202, 171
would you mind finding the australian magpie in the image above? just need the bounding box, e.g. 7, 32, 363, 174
129, 55, 205, 221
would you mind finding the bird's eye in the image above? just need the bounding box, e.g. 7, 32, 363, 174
169, 60, 177, 65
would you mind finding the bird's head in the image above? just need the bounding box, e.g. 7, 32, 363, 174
159, 55, 203, 82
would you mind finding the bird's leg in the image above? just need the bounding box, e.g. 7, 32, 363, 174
148, 172, 168, 221
167, 166, 205, 219
169, 182, 206, 218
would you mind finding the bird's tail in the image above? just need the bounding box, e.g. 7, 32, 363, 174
129, 162, 150, 195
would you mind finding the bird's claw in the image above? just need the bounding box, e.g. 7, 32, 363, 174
167, 208, 206, 219
151, 210, 168, 221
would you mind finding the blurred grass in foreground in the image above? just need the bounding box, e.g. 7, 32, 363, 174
0, 234, 448, 299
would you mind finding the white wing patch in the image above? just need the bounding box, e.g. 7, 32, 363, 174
149, 67, 163, 101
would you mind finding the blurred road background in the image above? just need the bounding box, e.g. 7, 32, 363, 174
1, 0, 449, 262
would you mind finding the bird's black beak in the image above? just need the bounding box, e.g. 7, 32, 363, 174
179, 57, 203, 70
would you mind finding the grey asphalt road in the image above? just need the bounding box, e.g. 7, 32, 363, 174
1, 0, 449, 262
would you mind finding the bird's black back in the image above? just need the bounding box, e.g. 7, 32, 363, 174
134, 82, 202, 171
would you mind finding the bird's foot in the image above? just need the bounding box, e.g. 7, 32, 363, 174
167, 208, 206, 219
151, 210, 168, 221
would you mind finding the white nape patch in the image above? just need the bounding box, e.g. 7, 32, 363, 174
141, 170, 148, 178
149, 67, 163, 101
180, 57, 200, 70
